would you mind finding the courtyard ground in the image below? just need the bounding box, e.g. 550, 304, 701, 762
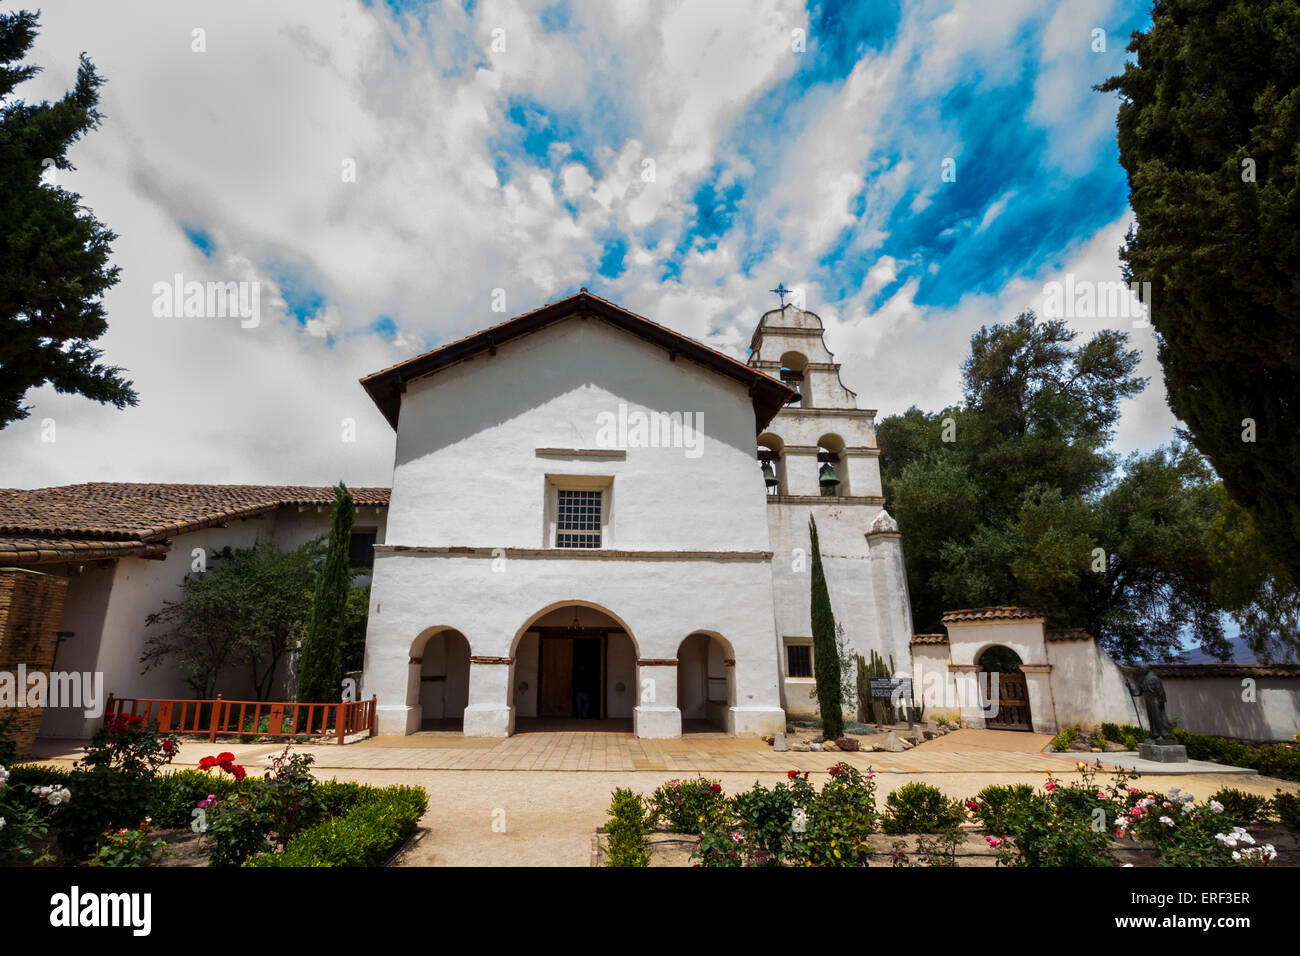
28, 729, 1299, 866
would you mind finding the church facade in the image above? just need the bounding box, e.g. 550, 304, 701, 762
358, 291, 915, 737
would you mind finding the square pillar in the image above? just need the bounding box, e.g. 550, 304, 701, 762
950, 664, 987, 728
1020, 664, 1057, 735
462, 656, 515, 737
633, 659, 681, 738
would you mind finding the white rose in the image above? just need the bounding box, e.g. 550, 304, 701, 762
1209, 800, 1224, 813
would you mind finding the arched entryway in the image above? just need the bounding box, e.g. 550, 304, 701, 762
510, 603, 638, 732
410, 628, 471, 732
676, 632, 735, 733
978, 645, 1031, 731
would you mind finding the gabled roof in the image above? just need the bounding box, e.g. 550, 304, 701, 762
359, 290, 796, 431
0, 483, 389, 565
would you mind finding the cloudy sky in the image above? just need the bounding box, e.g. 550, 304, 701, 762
1, 0, 1172, 490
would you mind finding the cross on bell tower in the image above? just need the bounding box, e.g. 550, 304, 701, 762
769, 283, 791, 308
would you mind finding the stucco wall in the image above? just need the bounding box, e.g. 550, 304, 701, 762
367, 313, 785, 737
1162, 677, 1300, 742
387, 316, 771, 553
40, 504, 387, 739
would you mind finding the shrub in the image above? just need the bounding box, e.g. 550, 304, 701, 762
246, 785, 427, 867
0, 762, 69, 865
1049, 728, 1077, 752
1172, 730, 1300, 781
1272, 789, 1300, 838
648, 777, 725, 834
604, 788, 650, 867
916, 828, 963, 866
992, 767, 1121, 867
1209, 788, 1273, 827
970, 784, 1037, 835
729, 774, 812, 866
200, 745, 325, 866
1120, 784, 1276, 866
802, 763, 878, 866
882, 782, 964, 835
151, 769, 249, 829
317, 781, 374, 816
58, 715, 178, 863
85, 818, 169, 867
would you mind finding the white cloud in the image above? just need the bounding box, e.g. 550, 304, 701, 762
0, 0, 1170, 495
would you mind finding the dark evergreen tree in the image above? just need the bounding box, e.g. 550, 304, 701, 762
0, 9, 136, 428
808, 515, 843, 739
297, 484, 354, 704
1098, 0, 1300, 581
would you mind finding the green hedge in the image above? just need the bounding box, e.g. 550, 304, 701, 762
1172, 730, 1300, 782
4, 765, 74, 790
245, 784, 427, 867
152, 770, 257, 828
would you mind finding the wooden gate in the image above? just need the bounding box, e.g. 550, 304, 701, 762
985, 672, 1032, 731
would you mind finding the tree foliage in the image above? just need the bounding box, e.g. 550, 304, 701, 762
1098, 0, 1300, 582
878, 312, 1298, 663
0, 9, 136, 428
808, 516, 843, 738
297, 484, 355, 704
142, 538, 324, 699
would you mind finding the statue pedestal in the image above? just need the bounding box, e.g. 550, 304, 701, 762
1138, 741, 1188, 763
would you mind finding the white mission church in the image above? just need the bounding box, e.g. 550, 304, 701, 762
7, 291, 1285, 749
357, 290, 915, 738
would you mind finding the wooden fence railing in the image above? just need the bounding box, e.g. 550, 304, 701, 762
103, 694, 378, 745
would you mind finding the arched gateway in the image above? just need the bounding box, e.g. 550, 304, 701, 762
510, 603, 639, 731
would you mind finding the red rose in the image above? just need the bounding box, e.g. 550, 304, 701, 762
229, 764, 247, 781
128, 714, 145, 727
216, 752, 235, 764
198, 756, 218, 770
787, 770, 800, 778
828, 765, 842, 776
709, 784, 721, 794
161, 738, 175, 755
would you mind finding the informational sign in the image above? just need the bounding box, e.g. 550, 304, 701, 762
868, 677, 912, 700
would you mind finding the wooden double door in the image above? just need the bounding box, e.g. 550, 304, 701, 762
538, 632, 607, 719
985, 671, 1032, 731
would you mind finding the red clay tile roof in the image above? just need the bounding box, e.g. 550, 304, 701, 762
910, 633, 949, 645
1045, 628, 1095, 642
359, 290, 796, 432
0, 483, 389, 565
941, 606, 1044, 623
1149, 664, 1300, 679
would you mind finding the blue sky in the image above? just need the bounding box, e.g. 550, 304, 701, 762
4, 0, 1174, 491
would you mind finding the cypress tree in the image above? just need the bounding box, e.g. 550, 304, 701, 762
809, 515, 843, 739
0, 10, 137, 428
1098, 0, 1300, 581
297, 483, 354, 704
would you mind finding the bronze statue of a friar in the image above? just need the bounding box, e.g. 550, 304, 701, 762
1122, 666, 1174, 741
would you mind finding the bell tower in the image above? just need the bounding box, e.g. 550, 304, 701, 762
747, 301, 915, 718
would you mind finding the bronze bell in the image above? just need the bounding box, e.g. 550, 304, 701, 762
819, 462, 840, 492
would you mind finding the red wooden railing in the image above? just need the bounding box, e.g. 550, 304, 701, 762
103, 694, 378, 745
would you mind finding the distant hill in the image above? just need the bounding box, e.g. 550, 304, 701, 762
1172, 636, 1297, 666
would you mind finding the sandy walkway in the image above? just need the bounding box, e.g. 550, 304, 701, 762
304, 766, 1300, 867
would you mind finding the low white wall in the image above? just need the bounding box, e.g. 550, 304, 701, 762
1045, 639, 1135, 730
1162, 676, 1300, 742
